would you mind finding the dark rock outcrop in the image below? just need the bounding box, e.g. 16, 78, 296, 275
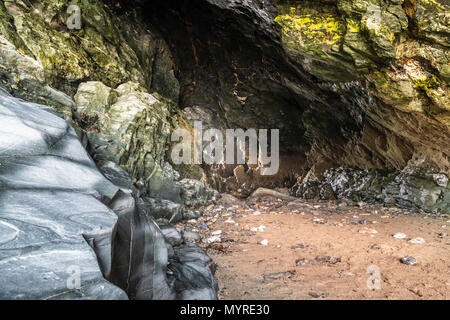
292, 167, 450, 214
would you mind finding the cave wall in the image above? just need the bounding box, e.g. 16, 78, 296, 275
0, 0, 448, 212
108, 0, 448, 179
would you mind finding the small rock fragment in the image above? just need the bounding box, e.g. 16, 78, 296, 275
295, 258, 310, 266
260, 239, 269, 246
393, 233, 407, 239
315, 256, 341, 264
183, 231, 201, 242
400, 256, 418, 266
359, 227, 378, 234
263, 271, 293, 281
408, 237, 425, 244
291, 244, 309, 249
250, 225, 266, 232
207, 236, 221, 244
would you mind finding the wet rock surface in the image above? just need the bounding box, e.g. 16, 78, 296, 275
0, 88, 126, 300
0, 89, 218, 300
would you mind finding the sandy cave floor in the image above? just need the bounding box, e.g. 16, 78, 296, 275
178, 192, 450, 300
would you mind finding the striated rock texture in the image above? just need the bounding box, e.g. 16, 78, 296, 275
0, 87, 126, 299
73, 80, 219, 205
0, 88, 218, 300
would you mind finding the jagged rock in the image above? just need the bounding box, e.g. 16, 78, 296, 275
96, 160, 135, 191
117, 0, 449, 201
0, 88, 218, 300
73, 81, 206, 203
108, 190, 218, 300
177, 179, 220, 207
109, 191, 177, 300
74, 81, 117, 114
292, 167, 450, 214
170, 242, 218, 300
183, 209, 203, 220
0, 0, 181, 97
1, 0, 448, 215
0, 34, 76, 113
138, 197, 183, 224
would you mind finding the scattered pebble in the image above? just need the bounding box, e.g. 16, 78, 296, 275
393, 232, 407, 239
197, 223, 209, 230
358, 227, 378, 234
315, 256, 341, 264
408, 237, 425, 244
260, 239, 269, 246
207, 236, 221, 244
291, 243, 309, 249
250, 225, 266, 232
263, 271, 293, 281
295, 258, 310, 266
211, 230, 222, 236
313, 218, 326, 224
400, 256, 418, 266
308, 292, 320, 298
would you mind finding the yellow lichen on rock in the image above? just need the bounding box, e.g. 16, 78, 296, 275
274, 12, 345, 57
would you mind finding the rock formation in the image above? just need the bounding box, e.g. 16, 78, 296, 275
0, 0, 448, 300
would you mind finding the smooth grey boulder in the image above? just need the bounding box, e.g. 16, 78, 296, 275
183, 231, 201, 242
159, 225, 184, 247
0, 89, 126, 300
0, 89, 218, 300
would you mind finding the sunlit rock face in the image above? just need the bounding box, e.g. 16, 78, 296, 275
73, 80, 188, 200
73, 80, 217, 204
0, 0, 178, 106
